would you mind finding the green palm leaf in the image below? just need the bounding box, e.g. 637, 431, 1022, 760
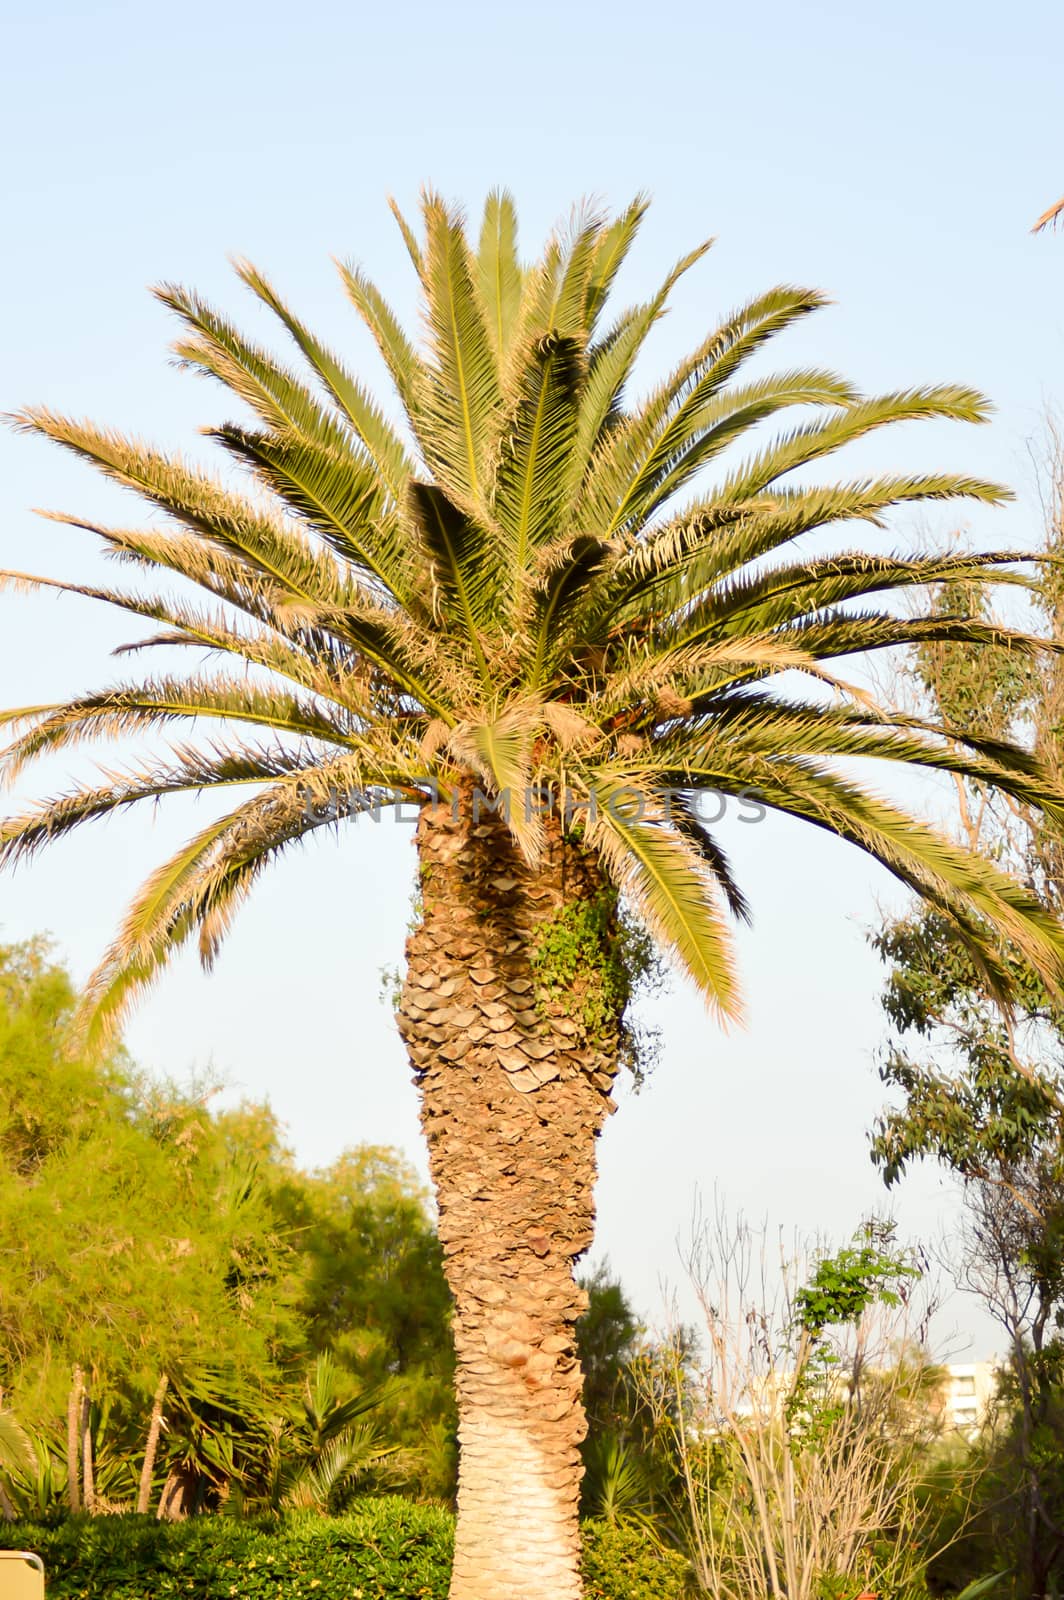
476, 188, 524, 363
0, 1409, 34, 1479
230, 257, 414, 498
492, 333, 585, 565
416, 194, 501, 501
337, 260, 420, 416
581, 773, 740, 1018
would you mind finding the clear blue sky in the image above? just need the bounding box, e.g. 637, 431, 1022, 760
2, 0, 1063, 1354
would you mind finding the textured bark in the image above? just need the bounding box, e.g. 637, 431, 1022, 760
80, 1391, 95, 1515
398, 791, 621, 1600
156, 1466, 196, 1521
66, 1367, 82, 1515
137, 1374, 169, 1515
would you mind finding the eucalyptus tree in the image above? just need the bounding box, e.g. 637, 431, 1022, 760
6, 192, 1064, 1599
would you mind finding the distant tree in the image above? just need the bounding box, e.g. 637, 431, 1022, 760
273, 1147, 457, 1499
0, 940, 460, 1512
575, 1263, 698, 1538
575, 1263, 641, 1442
871, 461, 1064, 1598
0, 941, 298, 1442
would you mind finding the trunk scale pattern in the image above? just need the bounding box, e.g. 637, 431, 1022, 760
398, 794, 622, 1600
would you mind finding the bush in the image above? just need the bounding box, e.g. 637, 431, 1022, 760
0, 1499, 689, 1598
581, 1520, 690, 1598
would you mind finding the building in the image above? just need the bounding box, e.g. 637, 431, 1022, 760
938, 1362, 998, 1436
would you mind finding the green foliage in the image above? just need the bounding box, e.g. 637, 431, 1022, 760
0, 1504, 687, 1599
530, 892, 664, 1077
0, 940, 299, 1425
531, 891, 631, 1033
794, 1222, 920, 1336
871, 489, 1064, 1600
271, 1149, 456, 1500
0, 1502, 453, 1599
579, 1436, 660, 1536
581, 1518, 690, 1598
575, 1263, 684, 1527
575, 1263, 642, 1439
0, 939, 456, 1513
909, 578, 1036, 743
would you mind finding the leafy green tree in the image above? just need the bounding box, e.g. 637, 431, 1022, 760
872, 494, 1064, 1597
0, 939, 465, 1514
575, 1264, 641, 1445
273, 1148, 457, 1499
8, 193, 1064, 1597
0, 942, 299, 1433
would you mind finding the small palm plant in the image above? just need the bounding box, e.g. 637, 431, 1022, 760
0, 1405, 36, 1519
6, 192, 1064, 1597
273, 1354, 395, 1514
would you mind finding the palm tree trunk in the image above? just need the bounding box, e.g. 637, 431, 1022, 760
80, 1391, 95, 1515
399, 793, 620, 1600
67, 1366, 82, 1515
137, 1374, 169, 1515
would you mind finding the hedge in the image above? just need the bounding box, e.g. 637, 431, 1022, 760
0, 1498, 690, 1599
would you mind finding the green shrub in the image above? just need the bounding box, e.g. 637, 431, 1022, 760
0, 1500, 453, 1599
581, 1520, 690, 1598
0, 1499, 689, 1598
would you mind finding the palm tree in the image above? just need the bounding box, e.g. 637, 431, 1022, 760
5, 192, 1064, 1598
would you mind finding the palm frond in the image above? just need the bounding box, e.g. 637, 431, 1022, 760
406, 482, 494, 676
415, 195, 500, 501
0, 675, 356, 785
388, 194, 425, 275
673, 549, 1032, 646
577, 284, 830, 535
527, 535, 610, 687
448, 698, 544, 864
230, 258, 414, 497
580, 772, 741, 1017
491, 333, 584, 566
155, 281, 355, 457
13, 412, 366, 611
582, 195, 651, 332
0, 1409, 34, 1479
719, 386, 993, 502
476, 189, 523, 363
647, 473, 1012, 602
76, 751, 426, 1042
1033, 195, 1064, 233
549, 212, 608, 337
611, 367, 860, 531
565, 235, 714, 503
336, 261, 420, 415
0, 568, 378, 715
208, 423, 415, 603
654, 749, 1064, 1006
0, 747, 296, 870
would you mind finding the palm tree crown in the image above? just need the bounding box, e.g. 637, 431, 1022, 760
5, 191, 1064, 1035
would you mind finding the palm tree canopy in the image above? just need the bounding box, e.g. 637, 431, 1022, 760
5, 191, 1064, 1037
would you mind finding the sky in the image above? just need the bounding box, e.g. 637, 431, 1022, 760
2, 0, 1063, 1358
